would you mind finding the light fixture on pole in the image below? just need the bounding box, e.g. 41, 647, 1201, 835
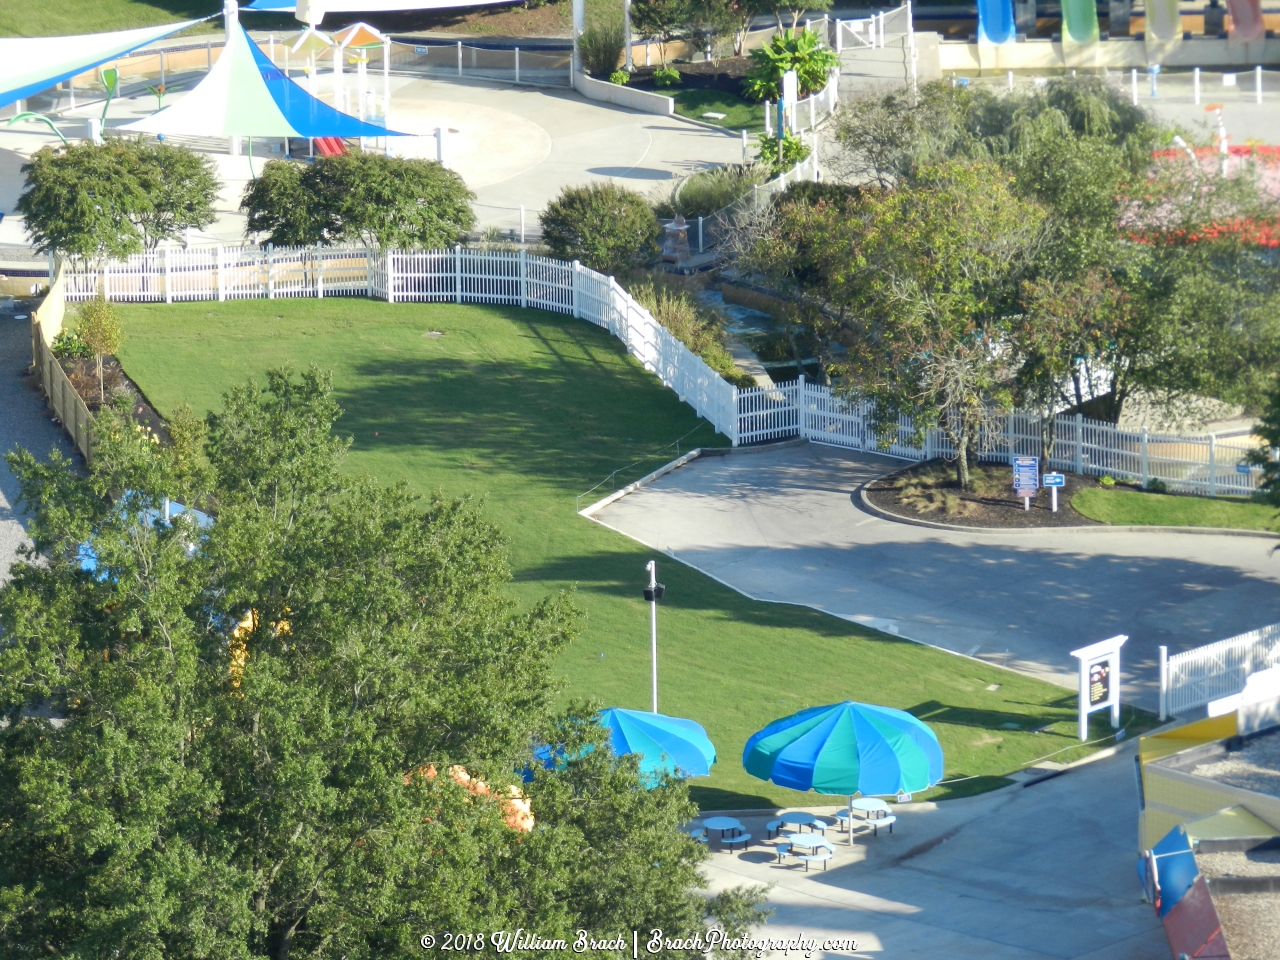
643, 560, 665, 713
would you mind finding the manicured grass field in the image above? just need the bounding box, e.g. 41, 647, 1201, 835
113, 299, 1143, 808
0, 0, 218, 37
1073, 486, 1280, 532
672, 88, 766, 132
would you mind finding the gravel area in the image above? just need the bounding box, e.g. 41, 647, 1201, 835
1192, 730, 1280, 798
1212, 893, 1280, 960
1198, 848, 1280, 879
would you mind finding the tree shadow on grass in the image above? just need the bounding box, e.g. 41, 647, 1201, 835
688, 785, 780, 811
906, 699, 1074, 733
332, 321, 726, 493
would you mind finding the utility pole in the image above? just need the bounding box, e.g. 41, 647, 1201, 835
643, 561, 665, 713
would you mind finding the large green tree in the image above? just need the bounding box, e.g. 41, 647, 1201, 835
0, 368, 764, 959
752, 161, 1044, 488
242, 153, 475, 249
18, 137, 219, 261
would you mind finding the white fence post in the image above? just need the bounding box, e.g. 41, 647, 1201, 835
1158, 645, 1168, 720
1074, 412, 1083, 473
519, 248, 527, 308
317, 250, 324, 299
571, 260, 581, 318
267, 244, 275, 299
1208, 434, 1216, 497
164, 244, 172, 304
386, 248, 395, 303
1140, 426, 1149, 487
365, 246, 373, 298
216, 245, 225, 302
455, 244, 462, 303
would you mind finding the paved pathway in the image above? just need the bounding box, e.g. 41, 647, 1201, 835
592, 442, 1280, 707
0, 315, 72, 583
701, 745, 1166, 959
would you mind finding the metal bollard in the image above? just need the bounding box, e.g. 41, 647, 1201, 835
1257, 65, 1263, 104
1194, 66, 1200, 104
1131, 68, 1138, 105
1008, 70, 1014, 90
515, 47, 520, 83
457, 41, 462, 76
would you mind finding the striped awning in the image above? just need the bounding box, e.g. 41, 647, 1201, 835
119, 22, 403, 139
0, 19, 210, 110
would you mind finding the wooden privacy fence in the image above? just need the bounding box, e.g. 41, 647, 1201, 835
62, 243, 1264, 499
32, 322, 93, 465
1159, 623, 1280, 719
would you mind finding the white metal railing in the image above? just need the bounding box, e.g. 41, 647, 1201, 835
63, 244, 1264, 496
1160, 623, 1280, 719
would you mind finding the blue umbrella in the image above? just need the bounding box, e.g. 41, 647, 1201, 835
600, 708, 717, 779
743, 701, 943, 797
529, 709, 716, 783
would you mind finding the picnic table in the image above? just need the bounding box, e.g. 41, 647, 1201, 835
778, 832, 835, 870
701, 816, 744, 839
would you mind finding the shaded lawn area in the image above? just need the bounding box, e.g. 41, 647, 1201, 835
0, 0, 216, 37
672, 88, 765, 132
114, 298, 1144, 808
1073, 486, 1280, 533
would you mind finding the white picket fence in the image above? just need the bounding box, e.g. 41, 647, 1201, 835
1159, 623, 1280, 719
735, 376, 1263, 497
62, 244, 738, 436
65, 243, 1264, 499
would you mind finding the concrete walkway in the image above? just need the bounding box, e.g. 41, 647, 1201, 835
592, 442, 1280, 707
0, 74, 744, 247
0, 315, 73, 584
699, 745, 1165, 959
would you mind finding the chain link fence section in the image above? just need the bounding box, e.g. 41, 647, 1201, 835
388, 40, 572, 88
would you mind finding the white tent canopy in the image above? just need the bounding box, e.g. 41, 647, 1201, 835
0, 20, 210, 110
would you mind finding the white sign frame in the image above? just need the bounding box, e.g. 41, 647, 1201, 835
1070, 635, 1127, 742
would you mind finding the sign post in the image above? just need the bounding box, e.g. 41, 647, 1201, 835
1012, 456, 1039, 511
1069, 635, 1128, 742
1043, 472, 1065, 512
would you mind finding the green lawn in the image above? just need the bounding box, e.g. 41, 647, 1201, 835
1073, 486, 1280, 532
672, 88, 765, 132
0, 0, 222, 37
112, 299, 1145, 808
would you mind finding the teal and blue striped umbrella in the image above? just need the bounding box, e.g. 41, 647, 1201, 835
743, 701, 943, 796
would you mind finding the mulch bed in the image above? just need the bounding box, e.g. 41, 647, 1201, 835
58, 354, 169, 442
864, 459, 1104, 529
627, 58, 753, 96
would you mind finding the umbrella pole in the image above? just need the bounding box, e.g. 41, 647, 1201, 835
849, 796, 854, 845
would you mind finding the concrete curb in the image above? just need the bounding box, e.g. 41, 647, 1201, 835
856, 482, 1280, 540
577, 438, 809, 517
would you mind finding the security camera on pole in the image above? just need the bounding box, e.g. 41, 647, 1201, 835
643, 560, 666, 713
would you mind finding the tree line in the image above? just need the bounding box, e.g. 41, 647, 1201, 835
748, 77, 1280, 488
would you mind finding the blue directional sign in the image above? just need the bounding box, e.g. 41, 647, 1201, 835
1043, 472, 1065, 488
1012, 456, 1039, 493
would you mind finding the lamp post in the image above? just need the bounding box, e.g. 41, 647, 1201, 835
643, 560, 666, 713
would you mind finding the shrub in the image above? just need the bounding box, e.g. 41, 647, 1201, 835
741, 29, 838, 102
75, 289, 122, 405
540, 183, 661, 273
242, 153, 475, 249
51, 328, 93, 361
1145, 477, 1169, 493
580, 23, 626, 77
629, 278, 757, 389
776, 180, 867, 209
610, 70, 631, 85
653, 164, 768, 219
654, 67, 682, 88
756, 130, 810, 175
1099, 474, 1116, 487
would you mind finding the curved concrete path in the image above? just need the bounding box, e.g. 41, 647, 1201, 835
591, 442, 1280, 708
0, 316, 73, 584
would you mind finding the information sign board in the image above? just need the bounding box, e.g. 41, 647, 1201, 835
1070, 635, 1128, 741
1043, 473, 1065, 487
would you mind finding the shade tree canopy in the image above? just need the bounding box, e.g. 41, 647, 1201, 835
0, 367, 767, 959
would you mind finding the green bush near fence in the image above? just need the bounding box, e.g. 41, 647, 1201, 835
113, 297, 1138, 808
